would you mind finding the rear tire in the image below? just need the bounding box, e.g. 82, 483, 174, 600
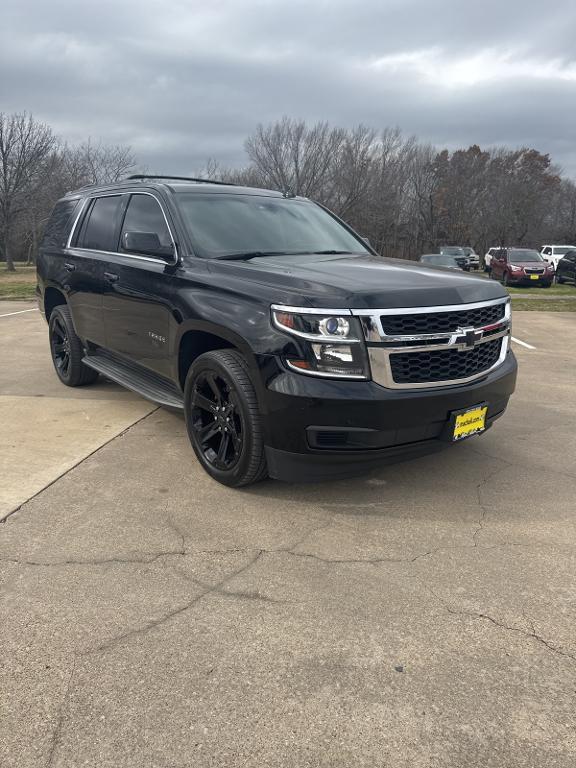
556, 273, 564, 284
184, 349, 268, 487
49, 305, 98, 387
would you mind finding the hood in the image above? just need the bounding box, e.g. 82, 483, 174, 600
219, 253, 507, 310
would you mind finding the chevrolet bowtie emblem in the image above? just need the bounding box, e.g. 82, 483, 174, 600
455, 327, 483, 350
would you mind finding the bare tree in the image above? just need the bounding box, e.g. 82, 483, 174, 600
245, 117, 345, 197
0, 113, 57, 270
64, 139, 138, 186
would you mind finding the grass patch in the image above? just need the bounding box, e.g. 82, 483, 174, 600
511, 298, 576, 312
506, 282, 576, 296
0, 264, 37, 299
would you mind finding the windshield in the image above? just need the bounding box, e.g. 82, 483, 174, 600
421, 254, 457, 266
509, 250, 543, 262
174, 193, 370, 259
440, 246, 465, 257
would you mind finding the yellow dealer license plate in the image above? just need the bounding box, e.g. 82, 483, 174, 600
530, 274, 539, 280
452, 404, 488, 441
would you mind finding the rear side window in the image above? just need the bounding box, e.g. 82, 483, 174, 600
41, 199, 80, 249
120, 194, 172, 250
77, 195, 122, 251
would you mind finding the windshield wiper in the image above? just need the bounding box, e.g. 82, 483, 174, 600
215, 251, 294, 261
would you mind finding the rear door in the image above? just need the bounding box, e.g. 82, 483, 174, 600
102, 192, 179, 379
62, 194, 124, 346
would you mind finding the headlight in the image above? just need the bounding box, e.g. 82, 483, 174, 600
271, 305, 369, 379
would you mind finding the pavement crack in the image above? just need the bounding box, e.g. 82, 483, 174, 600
46, 654, 77, 768
84, 550, 264, 655
0, 550, 186, 568
421, 584, 576, 664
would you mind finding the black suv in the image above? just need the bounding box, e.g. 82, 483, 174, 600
37, 176, 517, 487
556, 250, 576, 284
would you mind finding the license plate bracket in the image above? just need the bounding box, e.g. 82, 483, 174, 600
450, 403, 488, 442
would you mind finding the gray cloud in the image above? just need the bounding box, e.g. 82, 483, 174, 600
1, 0, 575, 175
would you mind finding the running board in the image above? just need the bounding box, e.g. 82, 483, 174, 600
83, 353, 184, 409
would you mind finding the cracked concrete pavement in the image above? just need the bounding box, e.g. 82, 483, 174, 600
1, 304, 575, 767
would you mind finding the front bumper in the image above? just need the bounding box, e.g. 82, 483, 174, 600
260, 350, 517, 482
507, 274, 553, 286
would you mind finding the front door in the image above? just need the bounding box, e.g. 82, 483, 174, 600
102, 193, 178, 379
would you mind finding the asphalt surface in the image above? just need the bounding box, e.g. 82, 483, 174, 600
1, 302, 576, 767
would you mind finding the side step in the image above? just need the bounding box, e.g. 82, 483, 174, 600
83, 353, 184, 410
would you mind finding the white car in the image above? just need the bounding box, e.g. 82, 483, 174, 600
483, 247, 500, 272
540, 245, 576, 269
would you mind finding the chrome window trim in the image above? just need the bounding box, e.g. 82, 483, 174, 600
66, 190, 179, 265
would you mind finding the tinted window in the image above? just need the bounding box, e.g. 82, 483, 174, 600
120, 194, 172, 251
543, 247, 552, 255
175, 193, 369, 259
508, 250, 543, 262
41, 199, 80, 249
78, 196, 122, 251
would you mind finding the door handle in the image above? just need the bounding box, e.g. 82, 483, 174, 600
104, 272, 119, 283
64, 263, 76, 272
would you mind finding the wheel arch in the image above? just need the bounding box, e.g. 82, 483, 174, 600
43, 286, 68, 321
176, 322, 259, 392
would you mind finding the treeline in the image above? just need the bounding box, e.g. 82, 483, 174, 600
0, 112, 138, 270
209, 118, 576, 260
2, 113, 575, 270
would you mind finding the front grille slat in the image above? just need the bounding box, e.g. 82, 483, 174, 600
390, 338, 502, 384
380, 304, 505, 335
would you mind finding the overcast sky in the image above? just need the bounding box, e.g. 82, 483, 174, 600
1, 0, 576, 176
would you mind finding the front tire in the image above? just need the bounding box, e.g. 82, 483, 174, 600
49, 305, 98, 387
184, 350, 268, 487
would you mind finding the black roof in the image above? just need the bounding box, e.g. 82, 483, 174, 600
64, 175, 296, 200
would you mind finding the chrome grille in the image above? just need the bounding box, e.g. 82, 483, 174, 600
390, 338, 503, 384
380, 303, 505, 335
353, 297, 511, 389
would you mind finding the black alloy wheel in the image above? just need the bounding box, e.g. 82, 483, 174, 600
184, 350, 268, 487
190, 370, 243, 471
51, 313, 71, 378
48, 304, 98, 387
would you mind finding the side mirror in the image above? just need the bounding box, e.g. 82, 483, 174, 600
123, 231, 174, 260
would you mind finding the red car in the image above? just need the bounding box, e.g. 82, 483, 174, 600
490, 247, 554, 287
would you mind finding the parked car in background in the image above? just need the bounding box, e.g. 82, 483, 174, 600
419, 253, 464, 270
555, 250, 576, 284
462, 247, 480, 270
540, 244, 576, 269
490, 248, 554, 287
439, 246, 470, 271
484, 247, 500, 272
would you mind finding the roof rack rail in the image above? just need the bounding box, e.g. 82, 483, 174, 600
125, 174, 236, 186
